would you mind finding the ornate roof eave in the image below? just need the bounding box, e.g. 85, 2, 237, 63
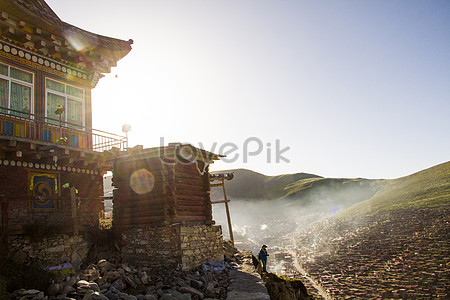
0, 0, 132, 82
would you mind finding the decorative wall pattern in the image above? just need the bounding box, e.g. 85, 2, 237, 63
0, 41, 93, 86
0, 158, 99, 175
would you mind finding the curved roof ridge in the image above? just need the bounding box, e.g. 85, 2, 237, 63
16, 0, 63, 25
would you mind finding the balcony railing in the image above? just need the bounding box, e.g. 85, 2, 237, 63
0, 107, 127, 152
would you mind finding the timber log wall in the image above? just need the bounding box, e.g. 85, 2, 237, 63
112, 146, 224, 270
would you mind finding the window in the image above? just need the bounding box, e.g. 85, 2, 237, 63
0, 63, 34, 118
45, 78, 85, 128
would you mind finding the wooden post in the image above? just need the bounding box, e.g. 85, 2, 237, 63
221, 180, 234, 246
70, 187, 79, 235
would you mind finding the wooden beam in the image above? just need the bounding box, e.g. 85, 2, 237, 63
18, 33, 32, 43
1, 12, 8, 21
211, 200, 230, 204
3, 26, 16, 39
34, 39, 46, 49
48, 45, 59, 55
50, 34, 62, 46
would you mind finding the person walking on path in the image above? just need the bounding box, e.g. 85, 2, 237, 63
259, 244, 269, 272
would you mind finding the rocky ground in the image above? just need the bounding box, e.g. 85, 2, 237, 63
11, 258, 230, 300
6, 240, 314, 300
6, 241, 240, 300
284, 207, 450, 299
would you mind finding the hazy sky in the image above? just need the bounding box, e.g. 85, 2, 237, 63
46, 0, 450, 179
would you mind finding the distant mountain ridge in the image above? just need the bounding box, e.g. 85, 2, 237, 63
210, 168, 380, 210
210, 168, 322, 200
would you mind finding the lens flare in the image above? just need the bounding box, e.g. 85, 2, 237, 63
64, 30, 89, 52
129, 169, 155, 195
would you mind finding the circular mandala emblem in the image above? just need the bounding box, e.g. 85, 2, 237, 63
34, 182, 52, 205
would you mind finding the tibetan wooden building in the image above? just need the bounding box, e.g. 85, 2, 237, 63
0, 0, 225, 271
113, 143, 225, 270
113, 143, 223, 228
0, 0, 132, 250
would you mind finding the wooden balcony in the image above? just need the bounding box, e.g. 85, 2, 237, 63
0, 107, 127, 152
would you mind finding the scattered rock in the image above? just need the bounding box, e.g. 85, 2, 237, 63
47, 283, 61, 296
178, 286, 204, 299
111, 278, 126, 291
143, 294, 158, 300
189, 279, 203, 290
89, 282, 101, 292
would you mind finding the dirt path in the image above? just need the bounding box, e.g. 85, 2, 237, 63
286, 248, 332, 300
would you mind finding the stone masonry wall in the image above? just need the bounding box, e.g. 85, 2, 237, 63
7, 234, 90, 269
121, 224, 224, 271
180, 225, 224, 270
121, 225, 182, 272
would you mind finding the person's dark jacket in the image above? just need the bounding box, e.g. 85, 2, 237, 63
259, 248, 268, 261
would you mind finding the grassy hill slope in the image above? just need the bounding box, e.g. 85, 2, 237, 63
289, 161, 450, 298
340, 160, 450, 217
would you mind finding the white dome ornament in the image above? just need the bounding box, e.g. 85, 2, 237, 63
122, 124, 131, 149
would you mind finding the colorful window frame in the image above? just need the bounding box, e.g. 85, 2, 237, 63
0, 62, 34, 119
44, 78, 85, 129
